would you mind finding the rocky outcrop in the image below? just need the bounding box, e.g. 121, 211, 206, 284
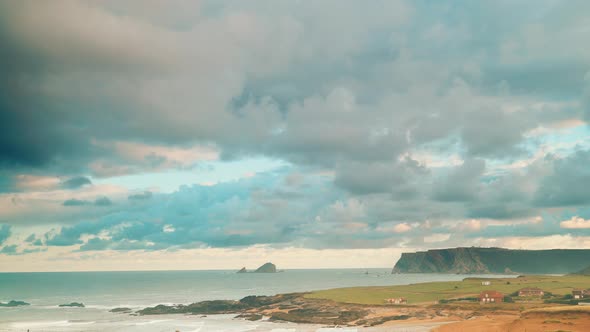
139, 293, 370, 326
254, 262, 277, 273
393, 247, 590, 274
236, 267, 247, 273
59, 302, 85, 307
138, 294, 298, 315
0, 300, 30, 307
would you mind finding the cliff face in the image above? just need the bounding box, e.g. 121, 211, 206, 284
392, 247, 590, 274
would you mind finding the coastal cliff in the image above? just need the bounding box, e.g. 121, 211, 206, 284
392, 247, 590, 274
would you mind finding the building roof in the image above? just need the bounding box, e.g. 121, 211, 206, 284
479, 290, 504, 298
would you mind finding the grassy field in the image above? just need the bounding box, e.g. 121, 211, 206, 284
306, 275, 590, 305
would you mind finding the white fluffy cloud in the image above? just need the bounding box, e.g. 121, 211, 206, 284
560, 216, 590, 229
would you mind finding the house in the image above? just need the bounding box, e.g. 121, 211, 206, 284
481, 281, 491, 286
518, 287, 544, 297
385, 297, 407, 304
479, 290, 504, 304
573, 289, 585, 299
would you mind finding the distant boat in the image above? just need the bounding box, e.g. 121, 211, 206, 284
365, 270, 369, 275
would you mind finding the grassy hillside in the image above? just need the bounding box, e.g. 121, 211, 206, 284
306, 275, 590, 305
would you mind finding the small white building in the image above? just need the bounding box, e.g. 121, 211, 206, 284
481, 281, 491, 286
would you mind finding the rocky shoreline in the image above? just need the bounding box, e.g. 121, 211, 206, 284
136, 293, 452, 327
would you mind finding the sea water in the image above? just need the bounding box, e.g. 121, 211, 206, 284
0, 269, 509, 331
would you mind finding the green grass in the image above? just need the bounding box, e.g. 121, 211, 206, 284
305, 275, 590, 305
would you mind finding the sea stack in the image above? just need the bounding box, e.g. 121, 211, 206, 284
237, 267, 247, 273
254, 262, 277, 273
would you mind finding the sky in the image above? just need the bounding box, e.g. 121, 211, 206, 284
1, 0, 590, 272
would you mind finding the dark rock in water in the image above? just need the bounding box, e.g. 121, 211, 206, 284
235, 313, 262, 321
237, 267, 247, 273
59, 302, 85, 308
0, 300, 30, 307
138, 300, 248, 315
239, 294, 296, 307
139, 293, 300, 316
110, 307, 132, 313
254, 262, 277, 273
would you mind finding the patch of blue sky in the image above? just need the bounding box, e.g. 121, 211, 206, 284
93, 157, 287, 193
486, 124, 590, 172
535, 124, 590, 155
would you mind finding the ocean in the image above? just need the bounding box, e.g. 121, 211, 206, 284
0, 269, 509, 331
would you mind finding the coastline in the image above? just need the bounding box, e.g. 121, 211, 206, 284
134, 274, 590, 331
4, 272, 590, 331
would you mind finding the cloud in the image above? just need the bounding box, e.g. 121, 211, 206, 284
1, 0, 590, 261
13, 175, 61, 191
393, 223, 412, 233
63, 199, 90, 207
533, 150, 590, 207
128, 191, 153, 200
94, 196, 112, 206
0, 244, 17, 255
424, 234, 451, 243
0, 0, 581, 181
560, 216, 590, 229
61, 176, 92, 189
42, 170, 355, 250
0, 225, 11, 245
63, 196, 113, 207
432, 159, 486, 202
24, 233, 35, 242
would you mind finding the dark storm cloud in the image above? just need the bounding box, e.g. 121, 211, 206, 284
533, 150, 590, 207
0, 0, 585, 184
61, 176, 92, 189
